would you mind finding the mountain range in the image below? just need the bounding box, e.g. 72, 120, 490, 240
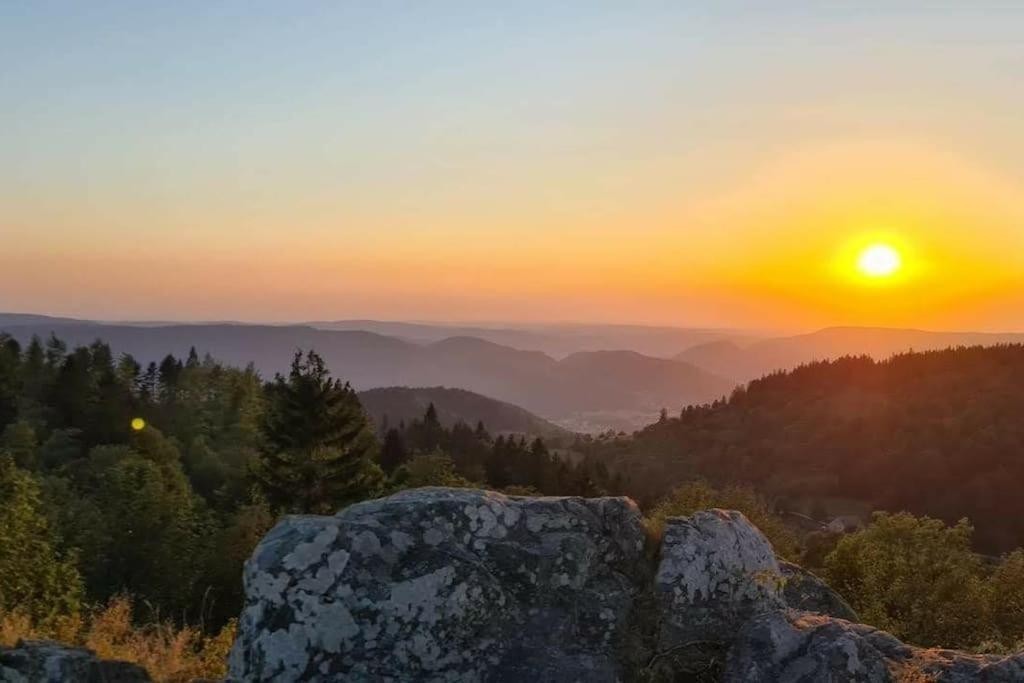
675, 326, 1024, 383
357, 386, 572, 442
4, 313, 1023, 433
0, 315, 734, 431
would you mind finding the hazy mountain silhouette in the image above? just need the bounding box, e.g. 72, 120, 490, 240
358, 386, 572, 441
676, 326, 1024, 382
0, 316, 733, 429
307, 319, 745, 358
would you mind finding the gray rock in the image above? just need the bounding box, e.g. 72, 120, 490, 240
724, 609, 1024, 683
0, 640, 151, 683
779, 560, 858, 621
230, 491, 1024, 682
228, 487, 648, 682
655, 508, 784, 651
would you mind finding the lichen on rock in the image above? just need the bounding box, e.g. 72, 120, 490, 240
0, 640, 151, 683
228, 487, 649, 682
654, 508, 785, 652
228, 489, 1024, 682
724, 609, 1024, 683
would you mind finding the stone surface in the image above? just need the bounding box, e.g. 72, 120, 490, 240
779, 560, 858, 621
228, 487, 648, 682
725, 609, 1024, 683
0, 640, 151, 683
229, 490, 1024, 682
654, 508, 784, 652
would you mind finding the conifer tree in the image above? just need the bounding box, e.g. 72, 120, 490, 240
258, 350, 382, 513
0, 335, 21, 432
379, 428, 408, 474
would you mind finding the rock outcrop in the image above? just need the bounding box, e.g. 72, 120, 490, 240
779, 560, 858, 621
724, 610, 1024, 682
227, 487, 1023, 682
228, 488, 649, 682
0, 640, 151, 683
655, 508, 784, 652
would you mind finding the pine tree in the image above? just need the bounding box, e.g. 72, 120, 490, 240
258, 350, 382, 513
0, 335, 21, 432
379, 428, 408, 474
424, 402, 439, 427
18, 336, 49, 426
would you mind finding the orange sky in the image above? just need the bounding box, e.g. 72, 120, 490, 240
2, 5, 1023, 330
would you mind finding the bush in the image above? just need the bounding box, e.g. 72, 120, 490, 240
0, 596, 234, 683
392, 452, 476, 489
0, 455, 83, 628
647, 480, 800, 560
990, 549, 1024, 645
823, 512, 991, 648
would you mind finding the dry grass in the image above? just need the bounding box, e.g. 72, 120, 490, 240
0, 596, 234, 682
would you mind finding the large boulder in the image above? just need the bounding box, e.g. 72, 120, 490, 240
779, 560, 858, 621
655, 509, 784, 650
724, 609, 1024, 682
0, 640, 151, 683
228, 487, 648, 682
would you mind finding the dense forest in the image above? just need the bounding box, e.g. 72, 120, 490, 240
9, 333, 1024, 676
0, 333, 621, 641
358, 385, 572, 442
586, 344, 1024, 551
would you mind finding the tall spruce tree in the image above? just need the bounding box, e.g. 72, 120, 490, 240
379, 428, 408, 474
0, 336, 21, 433
258, 350, 382, 513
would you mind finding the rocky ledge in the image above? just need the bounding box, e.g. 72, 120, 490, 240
726, 610, 1024, 682
0, 640, 151, 682
226, 487, 877, 682
16, 486, 1007, 682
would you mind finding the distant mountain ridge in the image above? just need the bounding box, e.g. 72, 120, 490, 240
357, 387, 572, 441
603, 344, 1024, 552
0, 316, 734, 431
306, 319, 747, 358
676, 326, 1024, 382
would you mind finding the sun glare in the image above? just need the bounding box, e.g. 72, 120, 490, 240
857, 243, 902, 278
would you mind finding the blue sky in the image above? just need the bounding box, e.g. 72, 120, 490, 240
2, 3, 1023, 328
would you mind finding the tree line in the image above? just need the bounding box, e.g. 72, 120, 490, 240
0, 334, 617, 638
585, 345, 1024, 552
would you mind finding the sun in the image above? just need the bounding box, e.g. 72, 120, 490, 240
857, 243, 902, 278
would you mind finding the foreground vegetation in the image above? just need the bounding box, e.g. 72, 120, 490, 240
656, 481, 1024, 652
0, 597, 234, 682
0, 333, 622, 666
4, 333, 1024, 674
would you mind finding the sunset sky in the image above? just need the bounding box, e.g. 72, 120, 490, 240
3, 3, 1023, 330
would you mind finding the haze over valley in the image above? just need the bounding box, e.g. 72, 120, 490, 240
4, 312, 1023, 432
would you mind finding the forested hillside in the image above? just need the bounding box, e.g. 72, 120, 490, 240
358, 386, 572, 442
0, 319, 733, 431
674, 327, 1024, 382
0, 333, 619, 643
590, 345, 1024, 551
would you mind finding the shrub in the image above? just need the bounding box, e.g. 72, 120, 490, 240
0, 455, 83, 627
0, 596, 234, 683
647, 480, 800, 560
823, 512, 991, 648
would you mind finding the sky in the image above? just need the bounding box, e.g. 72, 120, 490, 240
2, 2, 1023, 331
